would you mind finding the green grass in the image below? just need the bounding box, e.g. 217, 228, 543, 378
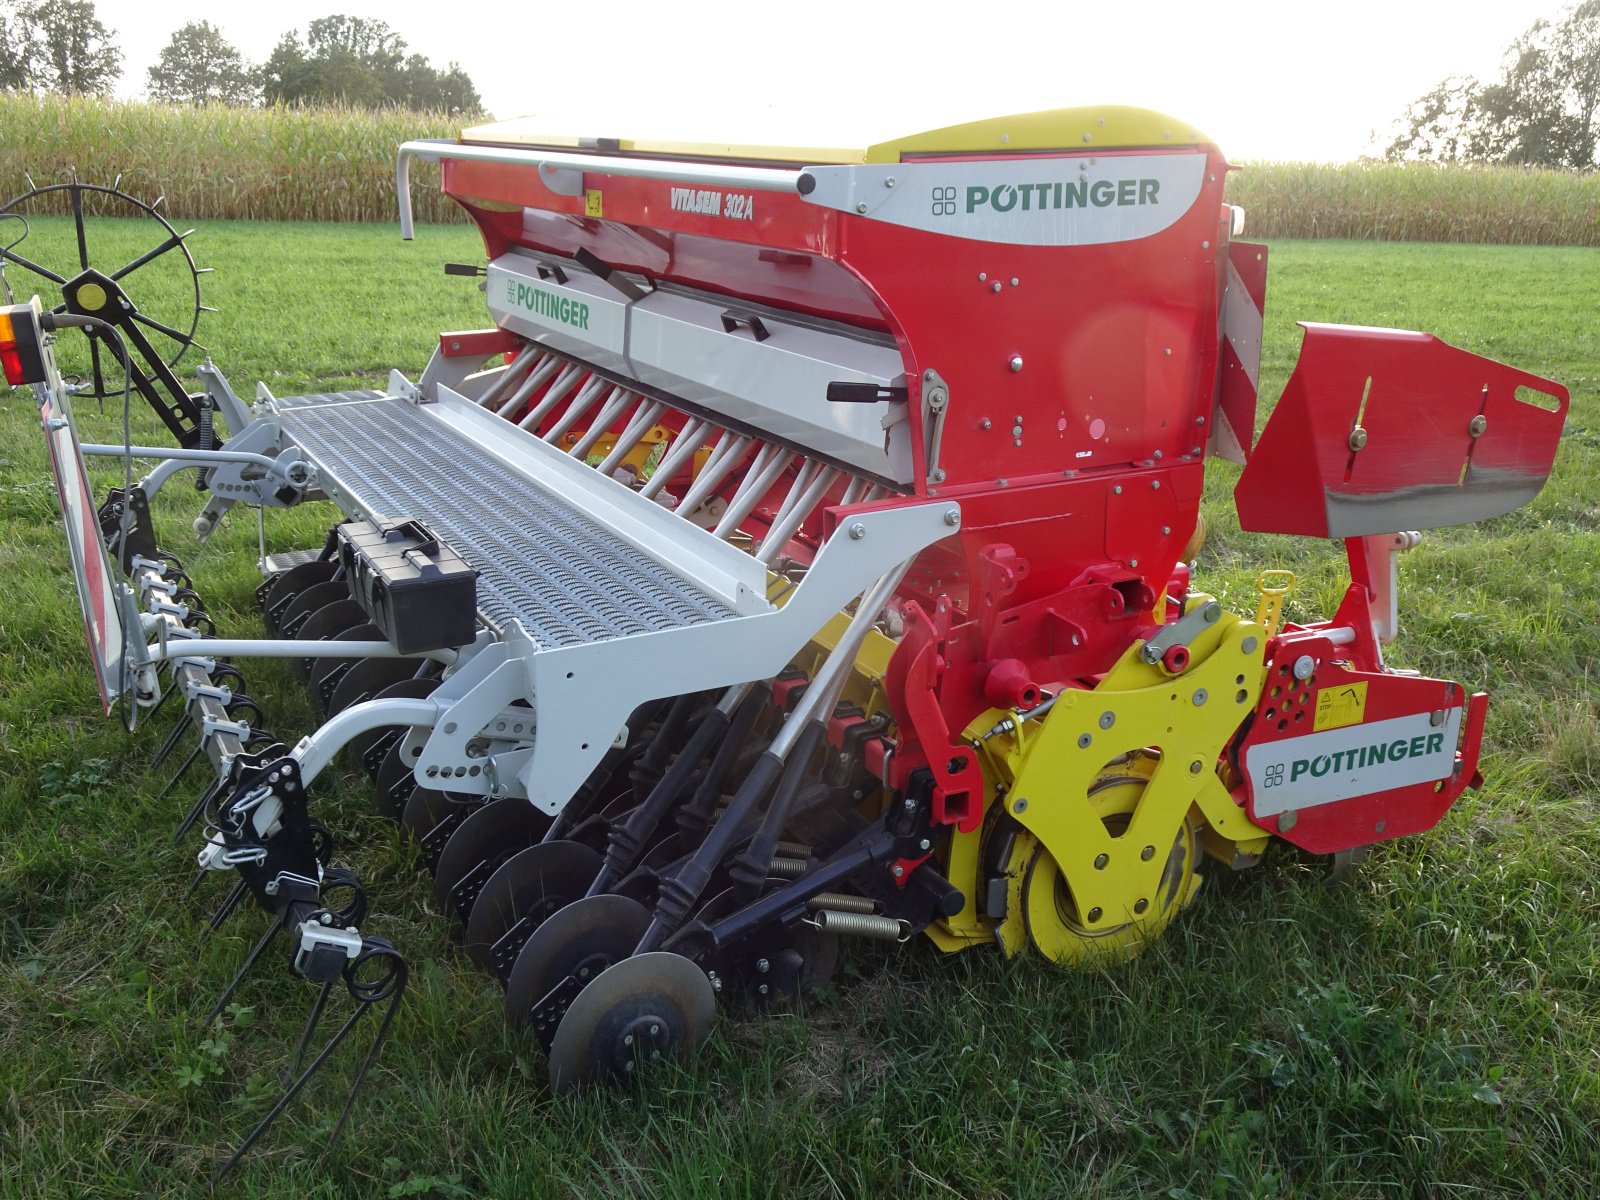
1, 222, 1598, 1198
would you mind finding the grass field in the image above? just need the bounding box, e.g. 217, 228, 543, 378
0, 219, 1598, 1199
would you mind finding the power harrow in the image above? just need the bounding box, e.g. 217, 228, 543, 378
1, 108, 1569, 1171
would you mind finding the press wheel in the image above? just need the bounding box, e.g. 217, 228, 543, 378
464, 840, 604, 979
432, 797, 552, 922
1016, 767, 1202, 967
546, 952, 716, 1094
504, 894, 650, 1050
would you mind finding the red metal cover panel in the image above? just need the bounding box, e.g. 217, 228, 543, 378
1235, 323, 1568, 538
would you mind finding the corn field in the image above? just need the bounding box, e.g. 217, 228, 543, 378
1, 93, 1598, 242
0, 93, 463, 223
1228, 159, 1600, 245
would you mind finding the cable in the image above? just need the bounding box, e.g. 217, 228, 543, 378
0, 213, 28, 305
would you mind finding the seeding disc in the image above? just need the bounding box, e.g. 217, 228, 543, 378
373, 739, 421, 821
401, 788, 483, 873
464, 840, 603, 979
308, 622, 385, 709
504, 893, 651, 1050
546, 952, 716, 1095
261, 560, 339, 634
345, 676, 440, 774
275, 579, 350, 638
291, 600, 370, 681
432, 797, 552, 921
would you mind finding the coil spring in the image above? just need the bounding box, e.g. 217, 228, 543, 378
808, 909, 910, 942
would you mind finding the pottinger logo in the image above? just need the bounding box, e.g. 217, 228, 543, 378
932, 178, 1163, 216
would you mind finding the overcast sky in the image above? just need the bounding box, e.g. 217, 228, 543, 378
91, 0, 1540, 162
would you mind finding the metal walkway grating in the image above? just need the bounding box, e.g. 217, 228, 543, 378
275, 397, 737, 649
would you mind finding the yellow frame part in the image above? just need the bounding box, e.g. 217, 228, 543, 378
987, 605, 1270, 933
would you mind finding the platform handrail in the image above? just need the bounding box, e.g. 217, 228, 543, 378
396, 140, 804, 240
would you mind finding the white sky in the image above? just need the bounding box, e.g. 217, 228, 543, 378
94, 0, 1540, 162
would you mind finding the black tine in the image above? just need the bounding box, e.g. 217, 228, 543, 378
289, 980, 336, 1078
175, 776, 227, 842
200, 913, 285, 1031
150, 712, 194, 770
157, 742, 205, 802
205, 880, 249, 934
214, 946, 406, 1184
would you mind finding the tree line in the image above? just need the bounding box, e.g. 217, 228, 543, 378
0, 3, 482, 114
1386, 1, 1598, 169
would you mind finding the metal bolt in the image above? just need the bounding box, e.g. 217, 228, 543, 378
1191, 689, 1208, 706
918, 837, 932, 851
1077, 733, 1093, 749
758, 983, 769, 995
903, 796, 917, 811
856, 202, 868, 213
1468, 414, 1487, 437
1141, 845, 1155, 861
1151, 480, 1161, 490
1134, 898, 1149, 915
849, 522, 866, 540
624, 1033, 634, 1045
1099, 711, 1116, 730
624, 1060, 635, 1072
320, 912, 334, 926
1129, 559, 1139, 569
1010, 278, 1020, 286
1162, 525, 1172, 535
992, 282, 1002, 293
650, 1024, 660, 1035
755, 959, 770, 974
943, 508, 960, 526
651, 1049, 662, 1060
1190, 760, 1204, 774
891, 864, 905, 878
1242, 637, 1258, 654
1009, 355, 1024, 372
1093, 853, 1109, 870
930, 468, 946, 483
1087, 906, 1103, 922
884, 176, 896, 188
1293, 655, 1316, 681
1375, 820, 1387, 834
1113, 485, 1123, 495
1201, 240, 1211, 249
1013, 798, 1029, 815
979, 417, 992, 430
1011, 424, 1023, 437
978, 272, 987, 282
1348, 426, 1369, 451
1430, 710, 1445, 727
450, 340, 461, 350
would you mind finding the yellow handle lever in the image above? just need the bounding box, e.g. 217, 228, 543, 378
1254, 569, 1296, 639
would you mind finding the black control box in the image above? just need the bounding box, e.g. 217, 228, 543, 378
336, 518, 478, 654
